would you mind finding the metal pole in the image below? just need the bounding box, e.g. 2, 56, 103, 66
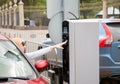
63, 0, 80, 20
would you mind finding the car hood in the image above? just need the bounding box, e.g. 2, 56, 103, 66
0, 77, 48, 84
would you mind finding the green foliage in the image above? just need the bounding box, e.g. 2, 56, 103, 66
0, 0, 101, 7
23, 0, 46, 6
80, 0, 101, 3
0, 0, 7, 6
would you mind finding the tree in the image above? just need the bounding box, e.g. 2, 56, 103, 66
80, 0, 102, 19
23, 0, 46, 6
0, 0, 10, 6
80, 0, 101, 3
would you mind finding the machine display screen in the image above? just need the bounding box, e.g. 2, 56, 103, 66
63, 27, 68, 33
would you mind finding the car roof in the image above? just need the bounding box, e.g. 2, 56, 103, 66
100, 19, 120, 23
67, 19, 120, 24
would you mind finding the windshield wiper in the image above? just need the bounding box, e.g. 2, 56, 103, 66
0, 77, 29, 82
4, 50, 21, 61
8, 77, 29, 80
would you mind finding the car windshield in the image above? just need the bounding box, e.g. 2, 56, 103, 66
0, 40, 37, 79
106, 22, 120, 42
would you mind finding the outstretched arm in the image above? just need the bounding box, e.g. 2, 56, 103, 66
49, 40, 67, 50
26, 40, 67, 59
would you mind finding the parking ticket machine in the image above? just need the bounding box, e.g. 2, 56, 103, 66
62, 19, 99, 84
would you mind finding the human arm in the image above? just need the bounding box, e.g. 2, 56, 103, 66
25, 47, 51, 59
25, 40, 67, 59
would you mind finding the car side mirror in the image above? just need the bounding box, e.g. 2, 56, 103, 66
35, 60, 49, 72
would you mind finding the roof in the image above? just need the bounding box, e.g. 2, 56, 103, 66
96, 6, 120, 16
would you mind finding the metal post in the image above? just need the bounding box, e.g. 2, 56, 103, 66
46, 0, 80, 84
63, 0, 80, 20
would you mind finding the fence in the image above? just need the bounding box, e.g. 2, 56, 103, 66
0, 0, 49, 30
24, 5, 49, 28
0, 28, 48, 43
0, 0, 24, 29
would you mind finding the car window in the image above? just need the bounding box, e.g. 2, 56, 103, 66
106, 22, 120, 42
0, 40, 37, 79
99, 23, 106, 40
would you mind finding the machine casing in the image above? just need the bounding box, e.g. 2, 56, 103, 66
62, 19, 99, 84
